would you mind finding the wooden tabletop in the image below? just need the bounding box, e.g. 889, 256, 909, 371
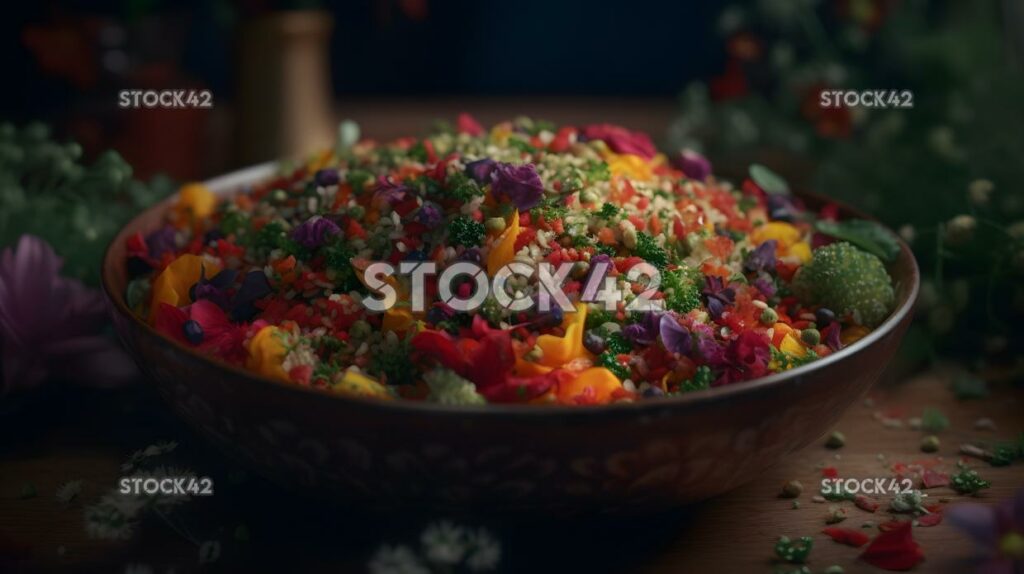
1, 366, 1021, 573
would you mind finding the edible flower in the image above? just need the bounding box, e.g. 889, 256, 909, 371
490, 162, 544, 212
858, 520, 924, 571
659, 314, 693, 355
743, 240, 777, 274
948, 488, 1024, 573
1, 235, 137, 394
412, 317, 563, 402
464, 158, 497, 184
485, 210, 520, 276
580, 124, 657, 159
149, 253, 221, 323
290, 216, 340, 249
672, 149, 712, 181
171, 183, 216, 229
245, 325, 290, 382
702, 276, 736, 320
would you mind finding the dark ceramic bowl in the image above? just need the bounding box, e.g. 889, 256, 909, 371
103, 164, 919, 514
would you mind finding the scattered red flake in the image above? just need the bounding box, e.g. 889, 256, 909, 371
822, 467, 840, 479
917, 513, 943, 527
860, 521, 924, 571
877, 519, 910, 532
823, 527, 870, 548
921, 469, 949, 489
855, 494, 880, 513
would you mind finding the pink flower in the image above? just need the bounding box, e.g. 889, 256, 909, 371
580, 124, 658, 159
0, 235, 138, 395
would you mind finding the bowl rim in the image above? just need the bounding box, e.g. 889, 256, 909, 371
102, 161, 920, 418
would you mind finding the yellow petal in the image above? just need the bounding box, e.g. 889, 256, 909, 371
172, 183, 217, 229
785, 241, 812, 263
245, 326, 290, 382
149, 254, 221, 323
335, 370, 392, 400
556, 367, 623, 404
536, 303, 588, 367
779, 333, 807, 357
605, 152, 653, 181
841, 325, 870, 346
486, 210, 520, 276
383, 307, 415, 333
751, 222, 801, 249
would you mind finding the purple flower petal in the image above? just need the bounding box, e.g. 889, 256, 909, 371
744, 240, 777, 274
659, 315, 692, 355
672, 149, 712, 181
464, 158, 497, 184
753, 275, 776, 298
192, 268, 238, 309
290, 216, 341, 249
372, 177, 409, 207
145, 226, 177, 260
947, 503, 998, 549
417, 202, 444, 229
314, 168, 340, 187
490, 162, 544, 212
230, 271, 273, 322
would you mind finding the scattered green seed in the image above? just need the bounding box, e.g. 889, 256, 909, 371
921, 435, 941, 453
825, 431, 846, 449
781, 480, 804, 498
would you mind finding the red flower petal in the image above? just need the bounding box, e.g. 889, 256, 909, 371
456, 113, 484, 137
921, 469, 949, 489
855, 494, 880, 513
822, 467, 840, 479
823, 527, 870, 548
916, 513, 943, 527
411, 330, 471, 376
860, 521, 924, 571
154, 303, 188, 344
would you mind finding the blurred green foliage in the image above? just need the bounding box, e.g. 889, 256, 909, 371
0, 122, 174, 284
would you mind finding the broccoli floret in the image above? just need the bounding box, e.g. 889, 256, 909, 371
679, 365, 713, 393
447, 216, 485, 247
791, 242, 895, 327
423, 368, 486, 405
634, 232, 668, 269
598, 202, 619, 218
443, 171, 484, 202
597, 352, 630, 380
661, 266, 701, 313
604, 331, 632, 355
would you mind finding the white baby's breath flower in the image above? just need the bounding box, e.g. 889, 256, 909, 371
421, 521, 468, 565
465, 528, 502, 571
369, 545, 430, 574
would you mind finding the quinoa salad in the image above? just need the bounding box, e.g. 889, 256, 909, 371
122, 115, 898, 406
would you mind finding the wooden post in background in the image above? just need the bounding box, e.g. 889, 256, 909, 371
234, 10, 335, 166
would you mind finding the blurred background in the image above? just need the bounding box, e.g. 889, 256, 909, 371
2, 0, 1022, 367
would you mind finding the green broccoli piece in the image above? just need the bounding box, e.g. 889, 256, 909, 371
443, 171, 484, 202
791, 242, 895, 327
661, 266, 701, 313
604, 331, 632, 355
634, 232, 668, 269
423, 368, 486, 405
598, 202, 619, 218
597, 352, 630, 380
447, 216, 485, 247
679, 365, 713, 393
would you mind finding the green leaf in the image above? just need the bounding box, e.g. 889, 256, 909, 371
749, 163, 790, 195
814, 219, 901, 262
